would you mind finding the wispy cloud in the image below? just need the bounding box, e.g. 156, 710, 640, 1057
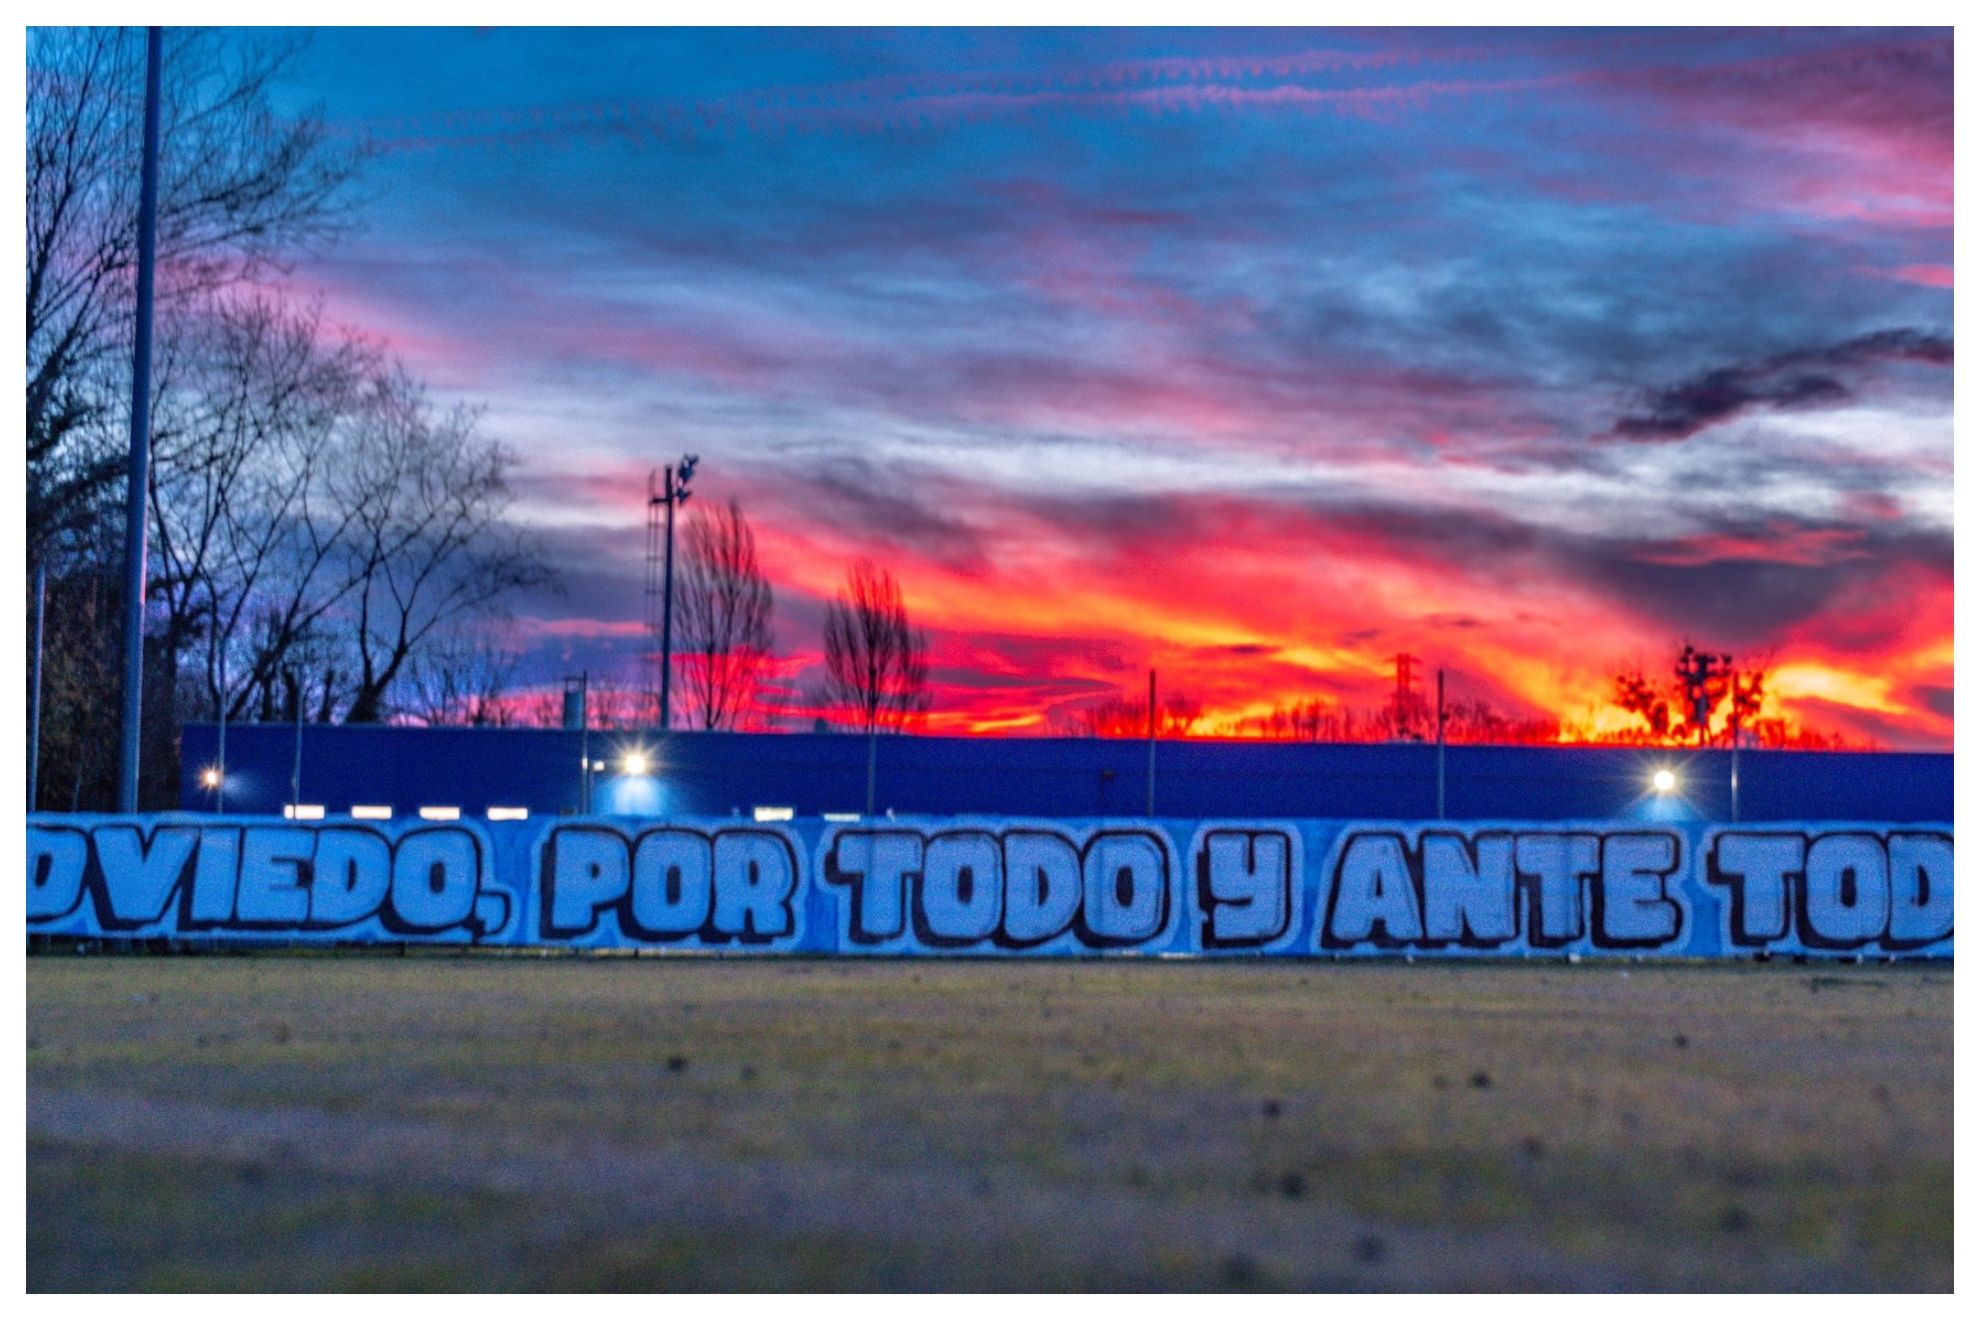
1606, 330, 1952, 442
277, 26, 1952, 748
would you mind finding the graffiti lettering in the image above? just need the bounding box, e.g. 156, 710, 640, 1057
1422, 831, 1516, 946
1324, 828, 1686, 951
537, 824, 800, 946
25, 821, 508, 940
1193, 827, 1298, 949
1001, 830, 1083, 947
26, 825, 87, 922
1594, 833, 1682, 947
1514, 832, 1599, 946
822, 824, 1174, 951
1708, 829, 1953, 952
28, 815, 1951, 958
919, 831, 1002, 946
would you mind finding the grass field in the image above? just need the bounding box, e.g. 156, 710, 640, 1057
26, 951, 1952, 1291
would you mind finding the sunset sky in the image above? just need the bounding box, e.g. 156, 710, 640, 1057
261, 26, 1952, 747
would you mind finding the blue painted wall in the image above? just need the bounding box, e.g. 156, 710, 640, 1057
177, 724, 1952, 824
29, 814, 1953, 959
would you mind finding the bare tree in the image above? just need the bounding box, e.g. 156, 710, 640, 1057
1060, 690, 1202, 739
145, 293, 378, 724
335, 377, 556, 723
820, 560, 929, 735
27, 26, 360, 807
27, 26, 359, 566
145, 298, 556, 730
402, 618, 525, 727
819, 560, 929, 816
1607, 643, 1788, 747
673, 498, 774, 731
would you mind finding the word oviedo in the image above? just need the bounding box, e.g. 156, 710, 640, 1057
27, 816, 1952, 958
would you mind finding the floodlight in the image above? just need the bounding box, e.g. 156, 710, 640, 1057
623, 752, 649, 776
1652, 769, 1677, 794
200, 767, 221, 789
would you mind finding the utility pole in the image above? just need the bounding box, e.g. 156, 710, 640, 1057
1730, 708, 1741, 822
214, 646, 228, 814
565, 671, 591, 813
288, 668, 304, 816
865, 718, 878, 818
1435, 666, 1446, 820
1145, 668, 1157, 817
116, 26, 163, 813
1730, 668, 1743, 823
647, 455, 698, 731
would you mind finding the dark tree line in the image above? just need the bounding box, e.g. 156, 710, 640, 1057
27, 28, 553, 809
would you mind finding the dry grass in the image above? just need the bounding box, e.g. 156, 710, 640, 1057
26, 951, 1952, 1290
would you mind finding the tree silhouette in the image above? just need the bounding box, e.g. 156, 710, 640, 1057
28, 27, 359, 565
1610, 643, 1784, 746
674, 497, 775, 731
820, 559, 929, 734
1056, 690, 1201, 738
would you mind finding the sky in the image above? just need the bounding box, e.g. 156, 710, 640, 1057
253, 26, 1951, 747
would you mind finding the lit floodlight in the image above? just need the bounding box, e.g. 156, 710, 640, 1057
622, 752, 649, 776
200, 767, 221, 789
1652, 769, 1677, 794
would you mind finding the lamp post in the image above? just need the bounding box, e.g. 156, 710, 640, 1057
214, 646, 227, 814
1730, 669, 1743, 824
1435, 666, 1446, 820
287, 666, 303, 817
116, 26, 163, 813
650, 455, 698, 731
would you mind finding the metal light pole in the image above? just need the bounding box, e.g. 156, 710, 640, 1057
569, 671, 591, 814
865, 718, 878, 818
1730, 671, 1742, 824
650, 454, 698, 731
1435, 667, 1446, 820
1145, 668, 1157, 818
29, 562, 46, 812
213, 646, 227, 814
116, 25, 164, 813
288, 668, 304, 816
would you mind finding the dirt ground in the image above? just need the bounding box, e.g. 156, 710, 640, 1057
25, 950, 1952, 1291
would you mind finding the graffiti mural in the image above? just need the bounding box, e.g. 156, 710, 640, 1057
536, 823, 803, 948
1705, 829, 1954, 953
28, 820, 513, 942
26, 815, 1952, 958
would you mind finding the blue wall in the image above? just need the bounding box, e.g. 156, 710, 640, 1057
177, 724, 1952, 824
29, 814, 1954, 959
